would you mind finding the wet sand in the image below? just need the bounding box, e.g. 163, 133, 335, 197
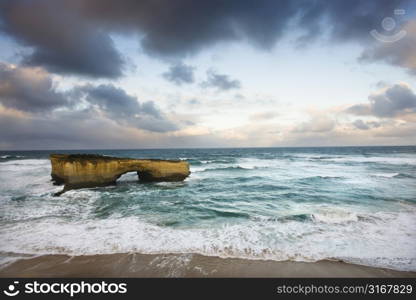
0, 253, 415, 278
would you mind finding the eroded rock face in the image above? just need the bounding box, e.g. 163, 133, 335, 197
50, 154, 190, 195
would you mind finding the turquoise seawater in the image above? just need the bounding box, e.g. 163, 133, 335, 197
0, 146, 415, 270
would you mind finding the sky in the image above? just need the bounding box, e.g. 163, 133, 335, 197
0, 0, 415, 150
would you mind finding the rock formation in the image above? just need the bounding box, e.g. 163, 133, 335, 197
50, 154, 190, 195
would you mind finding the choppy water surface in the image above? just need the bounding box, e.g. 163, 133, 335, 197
0, 146, 415, 271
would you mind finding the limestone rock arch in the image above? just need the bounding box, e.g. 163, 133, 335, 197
50, 154, 190, 195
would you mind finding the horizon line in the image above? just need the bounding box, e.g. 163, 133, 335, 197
1, 145, 415, 152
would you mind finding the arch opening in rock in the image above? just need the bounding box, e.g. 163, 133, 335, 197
115, 171, 139, 184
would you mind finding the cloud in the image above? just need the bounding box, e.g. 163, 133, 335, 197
0, 62, 69, 112
82, 0, 408, 55
77, 84, 160, 118
346, 83, 416, 118
0, 108, 234, 150
201, 70, 241, 91
360, 20, 416, 75
74, 84, 179, 132
162, 63, 195, 85
346, 104, 372, 116
0, 0, 124, 78
0, 62, 178, 133
373, 121, 416, 137
293, 115, 335, 133
353, 119, 370, 130
1, 0, 411, 77
352, 119, 381, 130
188, 99, 200, 105
0, 109, 147, 149
249, 111, 279, 121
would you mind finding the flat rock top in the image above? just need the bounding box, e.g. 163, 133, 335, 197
50, 154, 183, 163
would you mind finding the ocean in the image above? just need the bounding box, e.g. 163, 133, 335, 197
0, 146, 415, 272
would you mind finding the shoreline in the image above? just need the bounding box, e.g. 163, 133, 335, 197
1, 253, 415, 278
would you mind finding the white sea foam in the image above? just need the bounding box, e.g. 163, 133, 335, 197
0, 205, 415, 271
237, 157, 288, 169
190, 163, 234, 173
372, 173, 400, 178
311, 209, 359, 224
0, 155, 25, 159
0, 159, 48, 166
321, 156, 416, 165
0, 159, 50, 173
191, 157, 295, 174
0, 159, 55, 195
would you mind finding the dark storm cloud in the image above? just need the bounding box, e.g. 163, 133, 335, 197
0, 0, 124, 78
0, 110, 142, 149
0, 0, 411, 77
162, 63, 195, 85
0, 62, 178, 132
78, 84, 161, 118
360, 21, 416, 76
75, 84, 178, 132
346, 83, 416, 118
201, 70, 241, 91
0, 62, 69, 112
0, 110, 234, 150
82, 0, 406, 55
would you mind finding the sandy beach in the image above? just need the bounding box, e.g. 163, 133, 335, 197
1, 253, 414, 278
